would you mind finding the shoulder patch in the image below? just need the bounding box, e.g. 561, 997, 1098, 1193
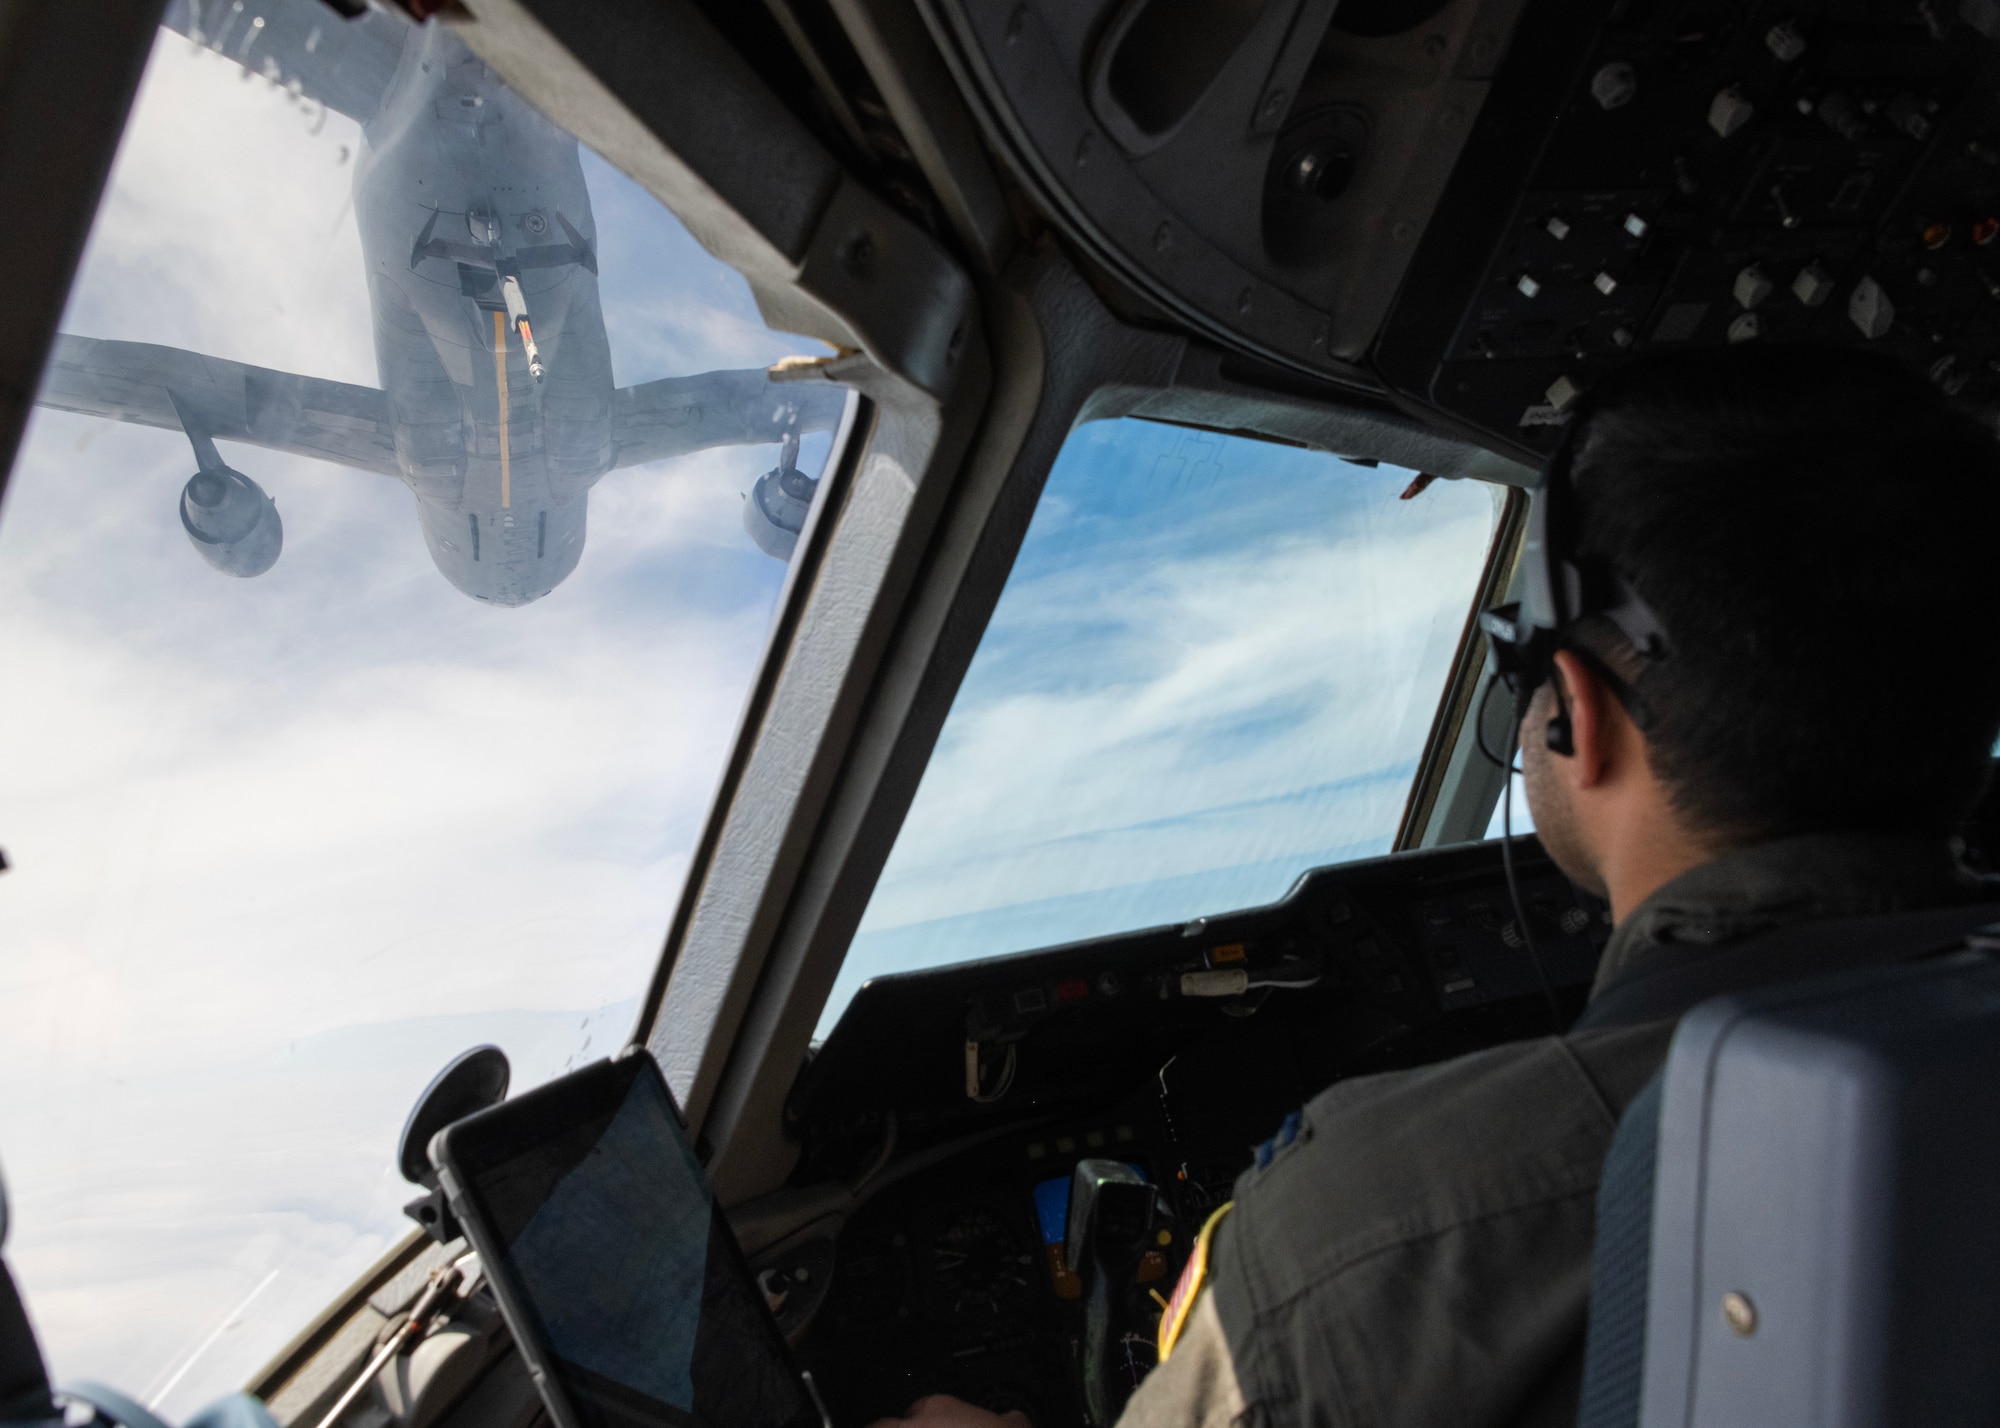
1158, 1201, 1232, 1362
1252, 1110, 1304, 1169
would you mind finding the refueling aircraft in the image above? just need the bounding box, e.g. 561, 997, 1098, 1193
32, 0, 847, 605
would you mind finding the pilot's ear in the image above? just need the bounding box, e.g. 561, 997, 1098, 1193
1549, 649, 1621, 785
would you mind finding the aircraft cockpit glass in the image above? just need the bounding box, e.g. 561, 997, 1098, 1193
819, 418, 1506, 1039
0, 2, 851, 1416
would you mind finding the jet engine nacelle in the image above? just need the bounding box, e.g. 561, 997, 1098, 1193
743, 460, 819, 561
179, 466, 282, 577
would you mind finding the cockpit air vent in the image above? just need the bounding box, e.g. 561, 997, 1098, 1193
1091, 0, 1273, 151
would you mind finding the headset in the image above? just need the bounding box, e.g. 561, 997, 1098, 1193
1473, 395, 1672, 1026
1478, 399, 1671, 755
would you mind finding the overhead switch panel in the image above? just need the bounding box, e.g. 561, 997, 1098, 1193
1374, 0, 2000, 458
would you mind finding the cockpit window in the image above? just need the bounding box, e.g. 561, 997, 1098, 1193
819, 418, 1505, 1037
0, 7, 847, 1412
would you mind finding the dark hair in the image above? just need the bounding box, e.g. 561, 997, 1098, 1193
1569, 343, 2000, 842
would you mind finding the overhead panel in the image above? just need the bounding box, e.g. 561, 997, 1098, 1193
923, 0, 1527, 381
1374, 0, 2000, 459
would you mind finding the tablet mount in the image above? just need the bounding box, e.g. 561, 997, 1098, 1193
398, 1045, 510, 1245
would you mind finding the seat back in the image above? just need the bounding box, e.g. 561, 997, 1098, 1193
1581, 949, 2000, 1428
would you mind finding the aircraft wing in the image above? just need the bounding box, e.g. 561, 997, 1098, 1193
159, 0, 406, 124
611, 371, 847, 470
38, 335, 403, 479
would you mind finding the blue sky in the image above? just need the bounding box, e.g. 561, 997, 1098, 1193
0, 20, 827, 1414
818, 420, 1502, 1036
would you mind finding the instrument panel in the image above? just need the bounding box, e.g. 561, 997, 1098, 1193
784, 836, 1611, 1426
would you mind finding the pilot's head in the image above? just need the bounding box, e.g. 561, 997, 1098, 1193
1516, 344, 2000, 897
416, 495, 586, 606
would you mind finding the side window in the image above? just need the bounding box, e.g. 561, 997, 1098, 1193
0, 7, 847, 1411
817, 417, 1506, 1037
1488, 771, 1534, 837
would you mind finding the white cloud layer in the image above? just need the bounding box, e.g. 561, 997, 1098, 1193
0, 23, 825, 1416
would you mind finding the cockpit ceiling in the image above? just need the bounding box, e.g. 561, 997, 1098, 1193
925, 0, 2000, 459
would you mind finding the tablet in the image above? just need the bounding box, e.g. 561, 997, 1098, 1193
431, 1049, 823, 1428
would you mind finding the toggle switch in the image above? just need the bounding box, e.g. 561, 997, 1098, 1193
1733, 265, 1773, 309
1709, 86, 1754, 138
1765, 20, 1806, 61
1849, 276, 1894, 339
1591, 62, 1637, 111
1793, 263, 1835, 307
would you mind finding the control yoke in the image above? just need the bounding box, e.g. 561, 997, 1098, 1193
1066, 1159, 1156, 1425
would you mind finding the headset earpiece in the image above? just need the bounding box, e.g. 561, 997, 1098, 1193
1545, 711, 1574, 756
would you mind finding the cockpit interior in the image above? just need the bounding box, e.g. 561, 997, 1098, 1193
5, 0, 2000, 1425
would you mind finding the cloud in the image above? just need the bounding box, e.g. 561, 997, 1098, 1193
816, 422, 1501, 1036
65, 30, 374, 381
0, 15, 832, 1415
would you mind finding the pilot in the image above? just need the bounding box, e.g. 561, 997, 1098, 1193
868, 343, 2000, 1428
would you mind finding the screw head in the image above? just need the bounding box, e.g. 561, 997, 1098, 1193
842, 231, 876, 277
1722, 1291, 1757, 1336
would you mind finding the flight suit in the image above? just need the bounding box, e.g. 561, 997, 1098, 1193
1122, 834, 1989, 1428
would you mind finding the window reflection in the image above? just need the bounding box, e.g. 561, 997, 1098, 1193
0, 5, 845, 1413
821, 419, 1503, 1038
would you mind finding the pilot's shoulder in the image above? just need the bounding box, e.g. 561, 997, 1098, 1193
1228, 1021, 1671, 1280
1197, 1028, 1669, 1427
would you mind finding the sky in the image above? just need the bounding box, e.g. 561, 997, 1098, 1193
0, 17, 832, 1415
817, 422, 1504, 1037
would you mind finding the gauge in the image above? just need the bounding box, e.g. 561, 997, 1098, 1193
828, 1229, 911, 1331
930, 1207, 1035, 1318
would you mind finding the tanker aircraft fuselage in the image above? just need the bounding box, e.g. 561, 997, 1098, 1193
356, 20, 609, 604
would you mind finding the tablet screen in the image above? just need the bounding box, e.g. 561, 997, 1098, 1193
465, 1057, 815, 1428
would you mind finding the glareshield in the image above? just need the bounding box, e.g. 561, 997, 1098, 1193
447, 1056, 814, 1428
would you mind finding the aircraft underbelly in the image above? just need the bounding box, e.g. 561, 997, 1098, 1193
354, 21, 614, 513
